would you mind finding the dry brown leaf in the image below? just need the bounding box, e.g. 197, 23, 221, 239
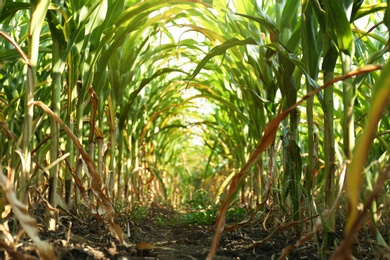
136, 242, 177, 251
0, 166, 57, 260
33, 101, 124, 244
0, 239, 37, 260
278, 216, 323, 259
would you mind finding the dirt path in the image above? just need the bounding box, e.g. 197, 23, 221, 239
0, 207, 388, 259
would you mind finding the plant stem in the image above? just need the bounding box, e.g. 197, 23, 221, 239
20, 0, 50, 205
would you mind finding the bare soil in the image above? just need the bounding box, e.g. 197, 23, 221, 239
1, 206, 389, 259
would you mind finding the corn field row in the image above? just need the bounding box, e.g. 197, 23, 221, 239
0, 0, 389, 259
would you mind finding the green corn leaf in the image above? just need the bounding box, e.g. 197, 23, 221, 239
323, 0, 355, 56
0, 47, 51, 62
188, 37, 257, 82
118, 68, 189, 129
90, 0, 124, 51
235, 12, 281, 43
47, 10, 66, 49
264, 42, 320, 91
353, 3, 386, 22
0, 1, 30, 23
302, 0, 319, 78
350, 0, 364, 22
280, 0, 299, 29
286, 22, 301, 53
384, 1, 390, 34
